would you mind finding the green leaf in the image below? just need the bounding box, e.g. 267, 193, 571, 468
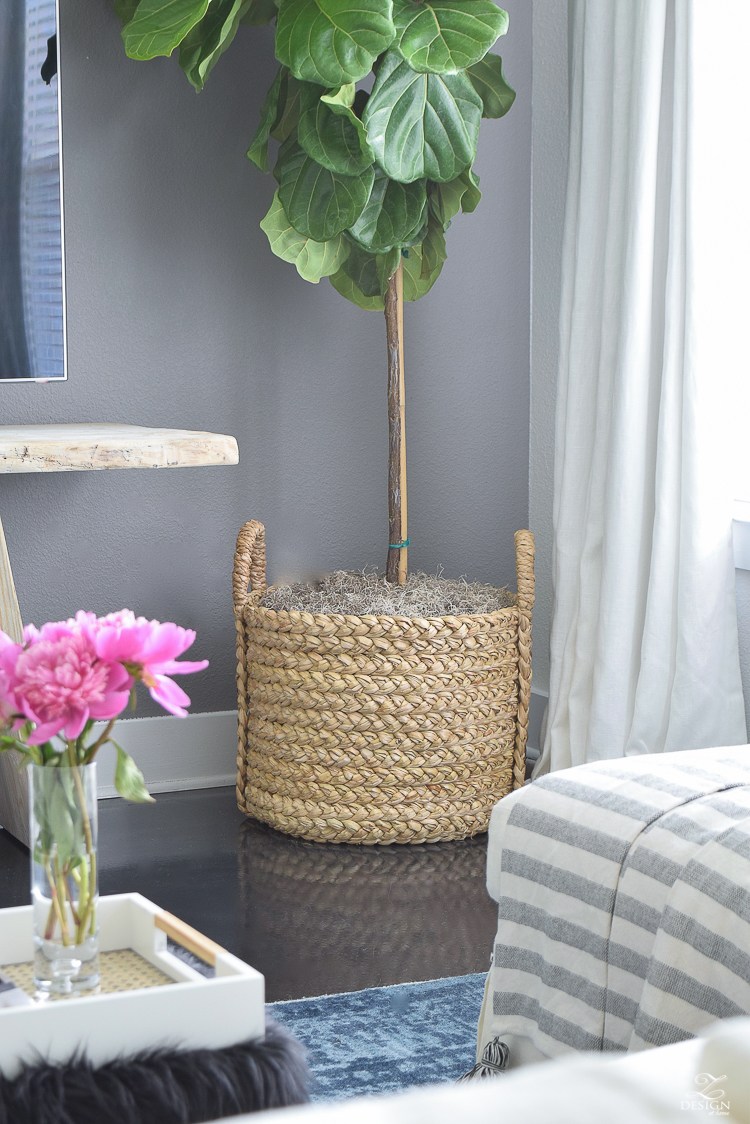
298, 84, 375, 176
48, 781, 76, 864
0, 733, 35, 760
275, 0, 396, 87
114, 0, 141, 26
402, 240, 443, 300
329, 269, 385, 310
466, 52, 515, 117
457, 166, 481, 211
247, 67, 286, 172
275, 138, 374, 241
349, 167, 427, 252
419, 209, 446, 278
270, 72, 303, 141
114, 744, 155, 803
122, 0, 212, 59
178, 0, 250, 90
392, 0, 507, 75
340, 239, 399, 295
260, 191, 351, 282
428, 167, 480, 227
241, 0, 277, 22
362, 51, 482, 183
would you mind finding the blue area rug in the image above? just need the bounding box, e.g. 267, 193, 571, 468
266, 973, 487, 1101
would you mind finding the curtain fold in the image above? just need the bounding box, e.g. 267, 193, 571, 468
537, 0, 746, 775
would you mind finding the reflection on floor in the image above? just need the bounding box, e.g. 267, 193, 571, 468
0, 787, 497, 1002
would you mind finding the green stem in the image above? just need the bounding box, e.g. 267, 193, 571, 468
80, 719, 116, 765
88, 854, 97, 938
51, 856, 71, 946
43, 898, 57, 941
67, 745, 97, 944
65, 873, 82, 926
44, 858, 66, 942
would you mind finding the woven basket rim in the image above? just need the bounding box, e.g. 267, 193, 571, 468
242, 587, 519, 628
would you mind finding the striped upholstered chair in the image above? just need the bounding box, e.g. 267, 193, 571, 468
475, 745, 750, 1069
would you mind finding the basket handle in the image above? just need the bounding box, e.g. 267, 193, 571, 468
233, 520, 267, 609
514, 529, 535, 614
155, 910, 227, 968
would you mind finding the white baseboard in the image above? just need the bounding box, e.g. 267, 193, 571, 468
527, 688, 548, 756
93, 710, 238, 799
92, 693, 549, 799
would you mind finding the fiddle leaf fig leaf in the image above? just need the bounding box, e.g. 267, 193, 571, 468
428, 167, 480, 227
392, 0, 508, 75
457, 167, 481, 211
340, 243, 383, 298
329, 269, 385, 310
270, 72, 303, 141
419, 210, 447, 278
241, 0, 277, 22
363, 51, 482, 183
114, 0, 140, 26
349, 167, 427, 252
122, 0, 211, 59
275, 0, 396, 87
402, 241, 443, 300
114, 743, 155, 803
466, 53, 515, 117
276, 138, 374, 241
260, 191, 351, 282
298, 84, 375, 176
247, 67, 286, 172
179, 0, 250, 90
340, 239, 400, 296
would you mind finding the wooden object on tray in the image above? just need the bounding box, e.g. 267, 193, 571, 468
0, 424, 239, 846
0, 893, 264, 1078
233, 521, 535, 845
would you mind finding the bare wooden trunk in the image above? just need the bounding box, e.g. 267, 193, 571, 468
384, 262, 407, 584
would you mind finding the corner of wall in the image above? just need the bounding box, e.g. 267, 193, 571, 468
529, 0, 569, 698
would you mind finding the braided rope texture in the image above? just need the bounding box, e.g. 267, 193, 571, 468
234, 521, 534, 845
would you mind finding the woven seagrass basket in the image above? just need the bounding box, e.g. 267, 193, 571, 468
233, 521, 534, 845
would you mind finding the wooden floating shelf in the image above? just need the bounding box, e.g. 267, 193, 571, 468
0, 422, 239, 845
0, 424, 238, 474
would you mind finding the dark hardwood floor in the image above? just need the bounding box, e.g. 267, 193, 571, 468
0, 788, 498, 1002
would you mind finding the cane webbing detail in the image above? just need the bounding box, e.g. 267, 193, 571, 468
233, 521, 534, 843
3, 949, 175, 998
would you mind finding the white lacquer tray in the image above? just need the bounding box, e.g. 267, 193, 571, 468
0, 893, 264, 1078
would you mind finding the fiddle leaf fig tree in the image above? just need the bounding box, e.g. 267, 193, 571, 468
114, 0, 515, 581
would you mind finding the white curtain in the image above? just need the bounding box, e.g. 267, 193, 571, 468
537, 0, 748, 775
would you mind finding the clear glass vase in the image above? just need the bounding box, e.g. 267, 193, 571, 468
28, 762, 100, 995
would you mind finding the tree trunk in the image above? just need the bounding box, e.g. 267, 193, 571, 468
385, 261, 407, 584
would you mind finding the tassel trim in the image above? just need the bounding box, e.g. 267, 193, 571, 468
457, 1037, 510, 1081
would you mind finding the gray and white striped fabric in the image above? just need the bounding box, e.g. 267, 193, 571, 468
477, 746, 750, 1062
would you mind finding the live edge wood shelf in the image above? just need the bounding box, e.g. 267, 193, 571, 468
0, 424, 239, 845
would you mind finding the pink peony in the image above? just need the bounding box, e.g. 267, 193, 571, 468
23, 611, 99, 646
0, 630, 24, 727
94, 615, 208, 718
14, 631, 132, 744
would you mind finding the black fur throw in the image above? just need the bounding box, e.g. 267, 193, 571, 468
0, 1020, 310, 1124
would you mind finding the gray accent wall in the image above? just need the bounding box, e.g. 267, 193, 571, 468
0, 0, 531, 717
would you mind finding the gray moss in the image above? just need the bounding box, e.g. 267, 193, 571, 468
259, 569, 515, 618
